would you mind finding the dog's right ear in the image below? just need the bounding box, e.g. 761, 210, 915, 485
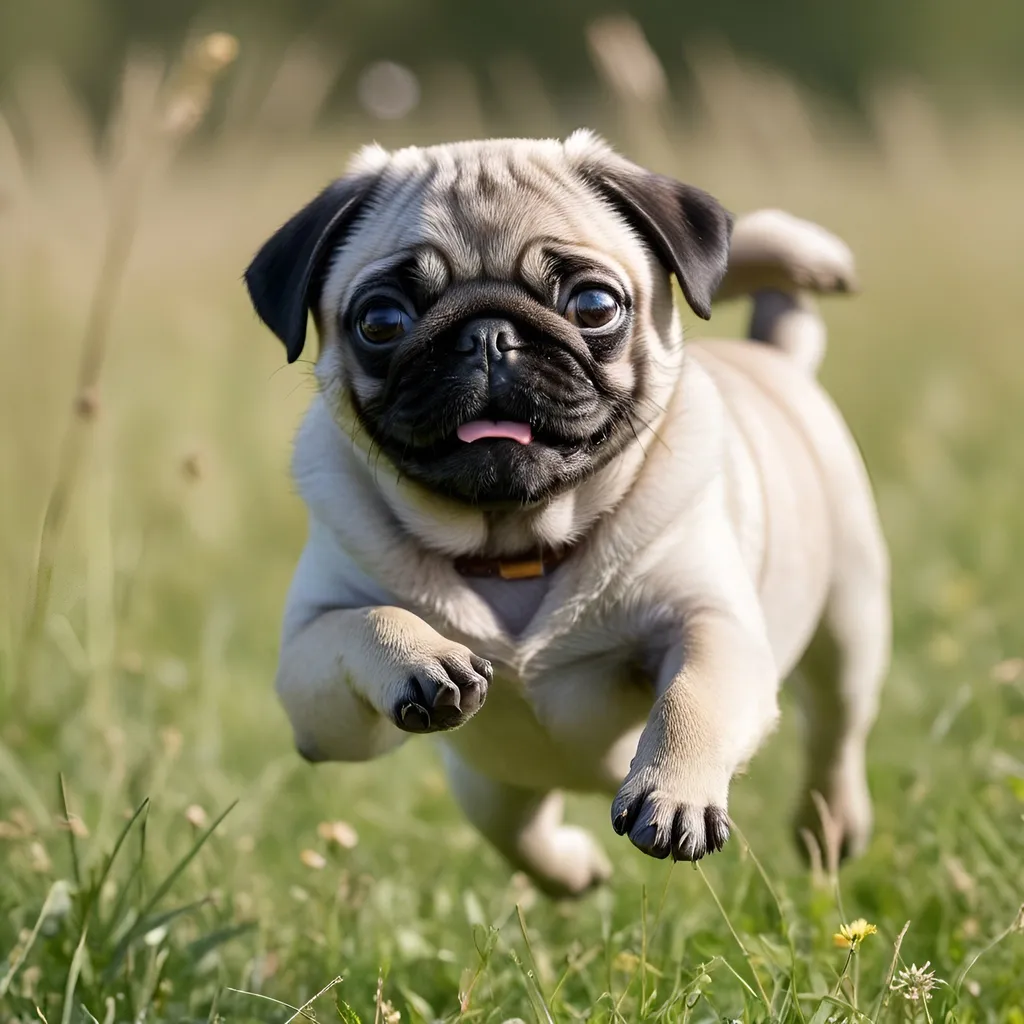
244, 175, 377, 363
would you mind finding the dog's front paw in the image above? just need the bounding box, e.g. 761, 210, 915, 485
611, 763, 731, 862
390, 646, 493, 734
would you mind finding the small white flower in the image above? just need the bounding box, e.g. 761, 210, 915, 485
892, 961, 939, 1002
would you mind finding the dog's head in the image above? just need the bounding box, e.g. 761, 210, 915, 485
246, 131, 732, 508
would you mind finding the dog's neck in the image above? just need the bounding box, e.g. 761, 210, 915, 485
366, 438, 653, 559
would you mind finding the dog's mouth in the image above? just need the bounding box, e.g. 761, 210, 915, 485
348, 390, 633, 504
456, 420, 533, 445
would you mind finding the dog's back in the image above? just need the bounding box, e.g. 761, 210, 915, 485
693, 212, 888, 697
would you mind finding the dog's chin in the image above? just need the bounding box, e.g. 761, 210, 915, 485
383, 437, 597, 507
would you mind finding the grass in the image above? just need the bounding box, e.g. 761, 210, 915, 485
2, 37, 1024, 1024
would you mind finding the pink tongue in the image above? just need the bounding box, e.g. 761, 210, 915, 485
457, 420, 533, 444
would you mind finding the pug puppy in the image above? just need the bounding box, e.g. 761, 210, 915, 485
245, 131, 889, 897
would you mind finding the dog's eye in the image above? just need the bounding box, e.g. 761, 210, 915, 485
565, 288, 621, 331
356, 304, 411, 344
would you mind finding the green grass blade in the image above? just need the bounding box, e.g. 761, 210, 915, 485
84, 797, 149, 927
733, 824, 807, 1024
0, 880, 74, 998
133, 800, 236, 923
515, 903, 555, 1022
950, 904, 1024, 1001
336, 998, 364, 1024
58, 774, 82, 889
97, 801, 152, 944
185, 921, 256, 964
60, 924, 89, 1024
695, 862, 771, 1010
0, 738, 51, 828
101, 800, 236, 982
509, 949, 555, 1024
870, 919, 910, 1021
103, 899, 207, 979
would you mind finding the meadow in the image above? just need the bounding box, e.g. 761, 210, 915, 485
1, 36, 1023, 1023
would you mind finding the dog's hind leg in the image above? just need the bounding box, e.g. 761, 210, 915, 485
792, 503, 890, 864
443, 749, 612, 898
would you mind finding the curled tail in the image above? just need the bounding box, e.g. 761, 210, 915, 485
714, 209, 858, 376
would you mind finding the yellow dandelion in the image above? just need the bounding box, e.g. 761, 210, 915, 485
833, 918, 878, 949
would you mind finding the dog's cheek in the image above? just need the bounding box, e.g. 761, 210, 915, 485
313, 344, 381, 446
346, 364, 386, 412
598, 359, 636, 397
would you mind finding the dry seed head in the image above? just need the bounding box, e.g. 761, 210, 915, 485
181, 451, 204, 482
194, 32, 240, 75
9, 809, 34, 834
120, 651, 144, 674
992, 657, 1024, 683
20, 965, 42, 998
57, 814, 89, 838
300, 848, 327, 870
160, 725, 183, 758
184, 803, 208, 828
74, 386, 101, 420
161, 89, 209, 138
29, 841, 52, 873
317, 820, 359, 849
942, 855, 976, 894
586, 15, 667, 104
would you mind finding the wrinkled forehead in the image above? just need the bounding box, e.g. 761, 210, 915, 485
325, 141, 650, 308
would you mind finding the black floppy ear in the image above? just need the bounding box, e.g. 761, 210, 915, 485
592, 169, 734, 320
244, 175, 377, 362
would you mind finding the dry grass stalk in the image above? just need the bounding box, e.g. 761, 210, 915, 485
17, 34, 238, 681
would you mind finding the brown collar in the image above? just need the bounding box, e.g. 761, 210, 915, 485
453, 547, 572, 580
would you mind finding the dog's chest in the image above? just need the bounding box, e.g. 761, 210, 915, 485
440, 592, 663, 792
461, 574, 550, 635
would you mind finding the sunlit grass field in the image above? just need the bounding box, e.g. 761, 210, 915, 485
2, 44, 1024, 1023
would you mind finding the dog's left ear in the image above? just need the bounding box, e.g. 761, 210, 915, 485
589, 168, 734, 320
244, 174, 377, 362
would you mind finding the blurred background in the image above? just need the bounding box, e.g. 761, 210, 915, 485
4, 0, 1024, 127
2, 1, 1024, 1019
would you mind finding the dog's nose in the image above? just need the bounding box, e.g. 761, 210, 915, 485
455, 318, 523, 361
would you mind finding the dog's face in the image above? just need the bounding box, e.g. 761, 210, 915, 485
246, 132, 732, 507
